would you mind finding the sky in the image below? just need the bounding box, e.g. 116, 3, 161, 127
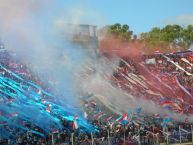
55, 0, 193, 34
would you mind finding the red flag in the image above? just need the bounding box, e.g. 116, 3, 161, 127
46, 107, 51, 113
186, 66, 192, 70
6, 98, 14, 104
188, 54, 193, 61
72, 118, 78, 129
51, 129, 59, 134
42, 99, 46, 104
74, 115, 78, 120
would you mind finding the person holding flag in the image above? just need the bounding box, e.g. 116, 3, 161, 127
72, 115, 79, 130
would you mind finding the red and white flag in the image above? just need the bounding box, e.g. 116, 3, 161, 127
9, 112, 18, 118
46, 107, 51, 113
84, 112, 88, 119
6, 98, 14, 104
72, 116, 79, 129
72, 120, 78, 129
51, 129, 59, 134
117, 113, 128, 123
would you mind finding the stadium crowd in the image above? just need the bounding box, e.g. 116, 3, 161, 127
1, 49, 193, 145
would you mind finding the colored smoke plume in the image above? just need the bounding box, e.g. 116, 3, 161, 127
0, 0, 100, 136
99, 35, 143, 60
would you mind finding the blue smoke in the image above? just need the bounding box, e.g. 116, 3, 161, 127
0, 62, 96, 139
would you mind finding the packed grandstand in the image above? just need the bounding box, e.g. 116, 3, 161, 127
0, 47, 193, 145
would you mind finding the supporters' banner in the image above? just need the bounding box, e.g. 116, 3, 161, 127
161, 100, 181, 111
145, 58, 156, 64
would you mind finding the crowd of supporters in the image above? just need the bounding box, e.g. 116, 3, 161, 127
1, 49, 193, 145
111, 50, 193, 113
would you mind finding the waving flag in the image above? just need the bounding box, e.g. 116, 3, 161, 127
106, 116, 113, 122
154, 50, 161, 54
42, 99, 46, 104
72, 120, 78, 129
9, 113, 18, 118
116, 113, 128, 124
6, 98, 14, 104
51, 129, 59, 134
84, 112, 88, 119
94, 112, 105, 119
162, 100, 181, 111
46, 107, 51, 113
154, 114, 160, 119
145, 58, 156, 64
186, 66, 192, 70
72, 116, 79, 129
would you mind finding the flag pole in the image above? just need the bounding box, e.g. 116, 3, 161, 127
152, 126, 155, 145
124, 124, 126, 145
166, 127, 169, 145
191, 125, 193, 144
163, 127, 166, 145
107, 128, 110, 145
27, 131, 29, 139
71, 133, 74, 145
156, 133, 159, 145
138, 126, 141, 145
190, 125, 193, 144
91, 132, 94, 145
153, 126, 159, 145
179, 125, 181, 145
51, 134, 54, 145
160, 127, 169, 145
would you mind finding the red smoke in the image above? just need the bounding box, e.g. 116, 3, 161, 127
99, 35, 143, 60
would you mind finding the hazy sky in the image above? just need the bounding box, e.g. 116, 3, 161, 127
55, 0, 193, 34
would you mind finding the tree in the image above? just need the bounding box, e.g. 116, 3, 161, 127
106, 23, 133, 41
182, 25, 193, 48
99, 23, 193, 54
140, 24, 193, 51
